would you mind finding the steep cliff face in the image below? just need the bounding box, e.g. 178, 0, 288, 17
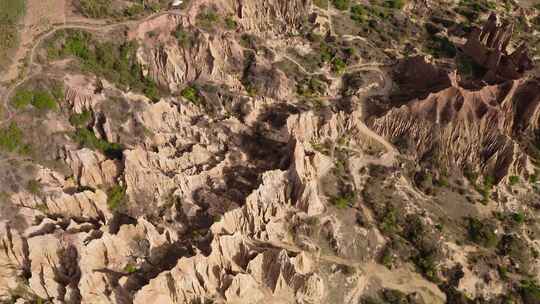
370, 62, 540, 181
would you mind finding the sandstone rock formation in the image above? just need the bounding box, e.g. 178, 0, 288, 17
462, 13, 534, 82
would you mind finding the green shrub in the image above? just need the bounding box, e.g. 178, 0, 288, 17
520, 280, 540, 304
31, 91, 58, 111
0, 123, 31, 154
383, 0, 406, 9
0, 0, 25, 68
197, 7, 219, 30
69, 110, 92, 127
49, 30, 161, 101
12, 89, 33, 109
332, 0, 350, 10
72, 128, 123, 159
174, 27, 197, 48
509, 175, 519, 186
78, 0, 112, 18
123, 3, 144, 17
331, 57, 347, 74
313, 0, 329, 9
26, 180, 42, 195
467, 217, 498, 248
107, 184, 126, 210
350, 5, 368, 23
297, 77, 326, 97
331, 191, 356, 209
224, 16, 238, 30
181, 86, 202, 105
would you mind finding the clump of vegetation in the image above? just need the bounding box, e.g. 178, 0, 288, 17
71, 128, 123, 159
313, 0, 329, 9
69, 110, 92, 128
0, 123, 31, 154
123, 3, 145, 18
224, 16, 238, 30
297, 77, 327, 97
11, 88, 59, 111
332, 0, 350, 10
331, 191, 356, 209
173, 26, 198, 48
196, 6, 220, 30
124, 263, 137, 274
0, 0, 26, 68
180, 86, 203, 105
107, 184, 126, 211
467, 217, 498, 248
26, 180, 42, 195
77, 0, 112, 18
455, 0, 496, 23
383, 0, 407, 9
520, 280, 540, 304
509, 175, 519, 186
46, 30, 161, 102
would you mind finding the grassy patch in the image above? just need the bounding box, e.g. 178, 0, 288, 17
69, 110, 92, 128
0, 0, 25, 68
0, 123, 31, 154
46, 30, 162, 102
455, 0, 496, 23
332, 0, 350, 10
11, 87, 60, 111
331, 191, 356, 209
180, 86, 203, 105
196, 6, 220, 30
508, 175, 519, 186
297, 77, 327, 97
313, 0, 329, 9
26, 180, 42, 195
467, 217, 498, 248
71, 128, 123, 159
107, 184, 126, 211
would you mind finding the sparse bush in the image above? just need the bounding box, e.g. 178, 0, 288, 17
197, 7, 219, 30
331, 191, 356, 209
383, 0, 407, 9
77, 0, 112, 18
332, 0, 350, 10
509, 175, 519, 186
467, 217, 498, 248
520, 280, 540, 304
0, 123, 31, 154
297, 77, 326, 97
48, 30, 161, 101
123, 3, 144, 17
69, 110, 92, 127
31, 91, 58, 111
174, 26, 198, 48
26, 180, 42, 195
331, 57, 347, 74
11, 88, 59, 111
72, 128, 123, 159
224, 16, 238, 30
107, 184, 126, 210
313, 0, 329, 9
181, 86, 202, 105
12, 89, 33, 109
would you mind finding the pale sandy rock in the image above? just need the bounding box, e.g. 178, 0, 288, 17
66, 148, 120, 188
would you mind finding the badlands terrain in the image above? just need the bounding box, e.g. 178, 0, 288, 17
1, 0, 540, 303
